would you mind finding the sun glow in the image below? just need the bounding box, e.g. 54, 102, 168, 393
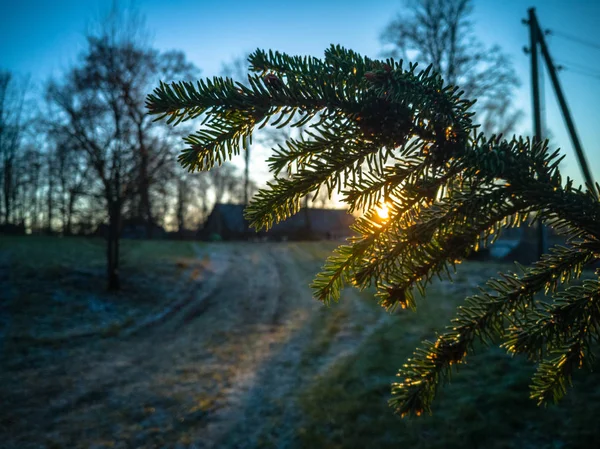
375, 202, 390, 220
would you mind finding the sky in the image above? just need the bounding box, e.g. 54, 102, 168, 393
1, 0, 599, 187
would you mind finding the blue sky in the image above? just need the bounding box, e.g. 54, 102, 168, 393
1, 0, 599, 186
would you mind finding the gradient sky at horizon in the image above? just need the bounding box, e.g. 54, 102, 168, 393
1, 0, 599, 187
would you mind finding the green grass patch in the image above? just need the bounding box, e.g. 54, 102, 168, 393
0, 236, 204, 353
0, 235, 199, 272
299, 304, 351, 368
0, 235, 105, 272
293, 241, 340, 260
295, 261, 600, 449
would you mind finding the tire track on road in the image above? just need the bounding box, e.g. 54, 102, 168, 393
36, 245, 235, 434
201, 244, 321, 448
38, 244, 291, 447
208, 243, 389, 449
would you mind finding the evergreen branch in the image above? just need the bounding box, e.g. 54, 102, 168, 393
312, 152, 468, 304
246, 138, 389, 230
505, 277, 600, 362
148, 46, 600, 418
146, 78, 247, 123
249, 49, 326, 76
375, 195, 525, 310
310, 244, 356, 304
179, 117, 250, 171
312, 170, 456, 304
342, 142, 436, 212
460, 137, 600, 238
352, 185, 520, 294
390, 245, 595, 416
527, 280, 599, 404
266, 120, 358, 176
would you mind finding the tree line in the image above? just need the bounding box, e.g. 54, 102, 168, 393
0, 9, 251, 243
1, 0, 521, 290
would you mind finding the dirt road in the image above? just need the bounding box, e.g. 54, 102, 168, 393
2, 243, 384, 449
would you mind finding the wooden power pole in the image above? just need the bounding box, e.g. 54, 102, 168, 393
528, 8, 597, 194
525, 8, 597, 257
526, 8, 547, 258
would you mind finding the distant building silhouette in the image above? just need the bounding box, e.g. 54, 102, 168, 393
200, 203, 355, 241
469, 220, 567, 264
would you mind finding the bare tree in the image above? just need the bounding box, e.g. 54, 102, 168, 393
20, 145, 42, 232
117, 46, 198, 238
381, 0, 522, 134
221, 55, 253, 206
51, 136, 90, 235
207, 163, 246, 205
172, 170, 210, 235
5, 143, 40, 232
47, 5, 198, 289
48, 65, 131, 288
0, 72, 28, 228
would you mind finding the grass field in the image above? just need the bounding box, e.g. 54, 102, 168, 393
1, 236, 202, 346
296, 269, 600, 449
1, 236, 599, 448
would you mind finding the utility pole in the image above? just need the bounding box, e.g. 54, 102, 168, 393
525, 8, 547, 258
528, 9, 543, 144
244, 139, 250, 206
243, 138, 250, 239
531, 10, 597, 197
524, 8, 598, 258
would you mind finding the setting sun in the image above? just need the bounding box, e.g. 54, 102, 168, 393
375, 202, 390, 220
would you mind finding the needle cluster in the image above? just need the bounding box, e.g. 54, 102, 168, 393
147, 46, 600, 417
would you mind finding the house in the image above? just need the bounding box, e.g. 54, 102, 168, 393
468, 221, 568, 264
200, 203, 355, 241
200, 204, 249, 240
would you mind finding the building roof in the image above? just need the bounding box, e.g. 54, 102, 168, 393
271, 207, 354, 234
203, 203, 354, 237
210, 203, 248, 234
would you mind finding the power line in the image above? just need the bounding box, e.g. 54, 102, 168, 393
556, 59, 600, 74
528, 9, 597, 198
546, 29, 600, 52
555, 59, 600, 80
540, 28, 600, 80
561, 66, 600, 81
